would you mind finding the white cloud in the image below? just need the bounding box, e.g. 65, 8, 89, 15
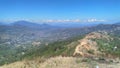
0, 18, 107, 23
39, 19, 81, 23
39, 19, 106, 23
86, 18, 106, 23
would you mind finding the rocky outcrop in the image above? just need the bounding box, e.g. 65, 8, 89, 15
73, 32, 112, 57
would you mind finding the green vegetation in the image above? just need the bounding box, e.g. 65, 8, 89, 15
0, 35, 84, 66
1, 32, 120, 66
23, 35, 84, 59
96, 35, 120, 57
87, 49, 94, 54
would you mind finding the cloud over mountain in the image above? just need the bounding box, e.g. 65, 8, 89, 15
86, 19, 106, 23
37, 19, 107, 23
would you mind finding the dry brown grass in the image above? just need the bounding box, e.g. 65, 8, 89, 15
0, 56, 90, 68
0, 56, 120, 68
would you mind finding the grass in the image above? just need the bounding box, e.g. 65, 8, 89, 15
95, 35, 120, 57
23, 35, 84, 59
1, 56, 92, 68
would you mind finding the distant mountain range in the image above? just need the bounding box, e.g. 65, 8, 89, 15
0, 20, 120, 46
0, 20, 104, 28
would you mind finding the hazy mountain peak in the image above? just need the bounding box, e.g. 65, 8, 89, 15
12, 20, 39, 26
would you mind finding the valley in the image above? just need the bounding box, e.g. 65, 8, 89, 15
0, 21, 120, 68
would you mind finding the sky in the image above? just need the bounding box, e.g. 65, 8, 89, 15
0, 0, 120, 23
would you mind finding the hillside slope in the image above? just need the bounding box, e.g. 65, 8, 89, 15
0, 31, 120, 68
74, 31, 112, 57
1, 56, 120, 68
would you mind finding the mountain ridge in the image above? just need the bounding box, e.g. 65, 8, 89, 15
0, 21, 120, 67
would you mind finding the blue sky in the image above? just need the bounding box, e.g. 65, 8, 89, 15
0, 0, 120, 23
